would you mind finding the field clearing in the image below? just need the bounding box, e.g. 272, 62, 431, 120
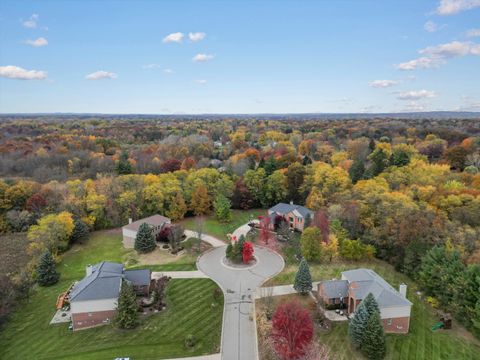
180, 209, 265, 241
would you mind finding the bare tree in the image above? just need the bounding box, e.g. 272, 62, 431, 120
194, 216, 205, 254
168, 224, 185, 253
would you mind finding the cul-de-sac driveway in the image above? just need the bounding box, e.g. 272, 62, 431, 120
197, 244, 284, 360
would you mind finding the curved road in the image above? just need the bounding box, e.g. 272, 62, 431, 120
197, 245, 284, 360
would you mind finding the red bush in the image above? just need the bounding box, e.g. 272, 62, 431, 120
242, 241, 254, 263
271, 301, 314, 360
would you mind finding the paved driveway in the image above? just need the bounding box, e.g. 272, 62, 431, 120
197, 245, 284, 360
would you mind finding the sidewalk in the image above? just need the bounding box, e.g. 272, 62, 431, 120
255, 281, 321, 299
184, 229, 225, 248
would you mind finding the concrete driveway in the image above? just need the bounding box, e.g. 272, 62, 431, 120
197, 245, 284, 360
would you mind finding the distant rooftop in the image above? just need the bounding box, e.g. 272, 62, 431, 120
122, 214, 170, 232
268, 203, 313, 218
342, 268, 412, 308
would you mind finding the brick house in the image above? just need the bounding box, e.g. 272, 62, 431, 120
121, 214, 171, 248
267, 202, 314, 232
318, 268, 412, 334
69, 262, 151, 331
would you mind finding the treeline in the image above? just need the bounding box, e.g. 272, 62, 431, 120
0, 117, 479, 335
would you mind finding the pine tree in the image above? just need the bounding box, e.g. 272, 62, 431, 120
294, 259, 313, 295
70, 217, 90, 243
114, 281, 138, 329
36, 250, 60, 286
349, 159, 365, 184
134, 222, 156, 253
362, 311, 386, 359
348, 300, 369, 349
115, 150, 133, 175
363, 293, 380, 318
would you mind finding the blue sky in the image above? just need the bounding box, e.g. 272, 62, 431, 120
0, 0, 479, 114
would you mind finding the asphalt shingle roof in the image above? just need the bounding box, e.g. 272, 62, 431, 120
70, 261, 151, 302
321, 280, 349, 298
268, 203, 313, 218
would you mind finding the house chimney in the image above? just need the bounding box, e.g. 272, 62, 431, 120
86, 264, 93, 276
128, 218, 133, 224
399, 283, 407, 298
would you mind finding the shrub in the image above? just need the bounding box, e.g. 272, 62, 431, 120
185, 334, 196, 348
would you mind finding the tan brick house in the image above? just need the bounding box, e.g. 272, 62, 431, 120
268, 202, 313, 232
318, 268, 412, 334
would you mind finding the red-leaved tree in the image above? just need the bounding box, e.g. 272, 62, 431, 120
312, 210, 329, 243
242, 241, 254, 263
259, 215, 271, 244
271, 301, 314, 360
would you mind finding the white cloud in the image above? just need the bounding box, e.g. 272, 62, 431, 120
436, 0, 480, 15
0, 65, 47, 80
396, 41, 480, 70
142, 63, 160, 69
163, 32, 184, 43
424, 21, 444, 32
369, 80, 399, 88
22, 14, 39, 28
193, 53, 214, 62
419, 40, 476, 57
25, 37, 48, 47
85, 70, 117, 80
466, 28, 480, 37
397, 89, 436, 100
188, 32, 206, 42
163, 68, 174, 74
395, 56, 444, 70
195, 79, 207, 84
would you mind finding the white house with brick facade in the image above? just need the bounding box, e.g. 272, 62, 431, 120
317, 268, 412, 334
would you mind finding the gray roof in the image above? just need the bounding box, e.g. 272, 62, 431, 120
320, 280, 349, 299
70, 261, 151, 302
125, 269, 151, 286
268, 203, 313, 218
70, 262, 123, 302
122, 214, 170, 232
342, 268, 412, 307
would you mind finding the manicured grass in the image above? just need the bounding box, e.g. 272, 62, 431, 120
180, 209, 265, 241
0, 231, 223, 360
129, 262, 197, 271
262, 259, 480, 360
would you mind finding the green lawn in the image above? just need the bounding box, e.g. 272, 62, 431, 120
0, 231, 223, 360
263, 258, 480, 360
180, 208, 265, 241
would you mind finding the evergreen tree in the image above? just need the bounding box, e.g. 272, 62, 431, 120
348, 300, 368, 349
115, 150, 133, 175
294, 259, 313, 295
264, 156, 278, 176
134, 222, 156, 253
214, 194, 232, 223
36, 250, 60, 286
114, 281, 138, 329
363, 293, 380, 318
349, 159, 365, 184
70, 217, 90, 243
362, 311, 386, 359
226, 243, 233, 259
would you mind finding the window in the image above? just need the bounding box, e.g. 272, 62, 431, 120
289, 217, 294, 223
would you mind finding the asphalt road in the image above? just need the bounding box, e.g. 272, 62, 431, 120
197, 245, 284, 360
